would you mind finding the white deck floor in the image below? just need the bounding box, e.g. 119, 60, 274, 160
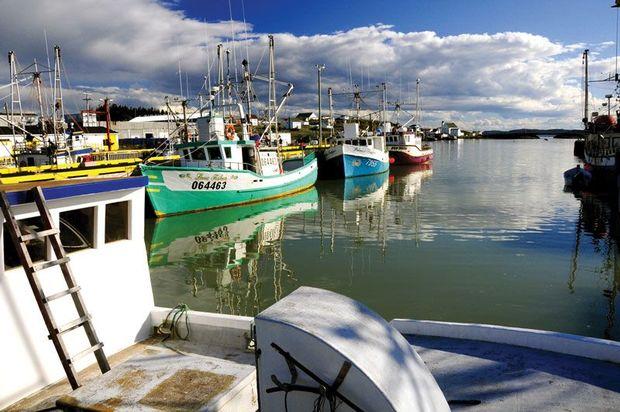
409, 334, 620, 411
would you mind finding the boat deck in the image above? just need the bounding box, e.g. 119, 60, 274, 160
6, 337, 256, 411
408, 334, 620, 411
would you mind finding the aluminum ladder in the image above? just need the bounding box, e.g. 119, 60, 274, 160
0, 186, 110, 389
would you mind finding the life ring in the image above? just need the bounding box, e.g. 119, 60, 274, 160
225, 124, 235, 140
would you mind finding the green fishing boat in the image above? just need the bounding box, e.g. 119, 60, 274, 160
140, 38, 318, 216
140, 138, 317, 216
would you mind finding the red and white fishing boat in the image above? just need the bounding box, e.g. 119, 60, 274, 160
387, 126, 433, 164
385, 78, 433, 165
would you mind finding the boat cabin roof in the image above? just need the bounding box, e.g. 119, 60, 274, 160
2, 176, 148, 206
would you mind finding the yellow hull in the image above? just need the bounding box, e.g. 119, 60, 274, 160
0, 154, 179, 185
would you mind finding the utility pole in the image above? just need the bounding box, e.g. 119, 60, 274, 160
99, 97, 113, 151
83, 92, 92, 112
316, 64, 325, 144
583, 49, 589, 128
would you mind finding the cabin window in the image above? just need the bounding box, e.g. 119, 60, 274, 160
345, 140, 351, 145
352, 140, 359, 146
59, 207, 95, 253
192, 148, 207, 161
3, 217, 47, 270
105, 202, 129, 243
145, 133, 154, 139
359, 140, 367, 146
224, 147, 232, 158
207, 147, 223, 160
367, 139, 372, 145
183, 150, 191, 160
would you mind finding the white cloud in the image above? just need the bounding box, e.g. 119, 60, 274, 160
0, 0, 611, 130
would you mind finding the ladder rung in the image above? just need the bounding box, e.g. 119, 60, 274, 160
69, 342, 104, 364
31, 256, 70, 272
43, 286, 81, 303
20, 228, 59, 242
53, 315, 91, 336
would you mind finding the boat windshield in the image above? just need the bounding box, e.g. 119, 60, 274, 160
207, 147, 222, 160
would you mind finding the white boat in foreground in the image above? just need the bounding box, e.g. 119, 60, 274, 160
2, 179, 619, 411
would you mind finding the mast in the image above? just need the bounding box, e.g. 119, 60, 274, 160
225, 48, 232, 112
217, 44, 225, 115
583, 49, 589, 128
8, 51, 23, 144
381, 82, 387, 136
328, 87, 334, 137
33, 59, 46, 137
354, 86, 361, 122
268, 35, 277, 140
242, 58, 253, 123
52, 45, 65, 148
182, 99, 189, 142
316, 64, 325, 144
415, 78, 421, 125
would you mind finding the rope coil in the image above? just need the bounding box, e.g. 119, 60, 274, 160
157, 303, 190, 340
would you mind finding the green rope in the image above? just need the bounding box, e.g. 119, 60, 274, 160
157, 303, 190, 340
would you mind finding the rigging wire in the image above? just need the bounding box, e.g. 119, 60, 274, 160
614, 7, 620, 76
204, 18, 212, 93
241, 0, 250, 63
228, 0, 239, 84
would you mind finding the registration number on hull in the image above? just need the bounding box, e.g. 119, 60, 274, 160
191, 181, 227, 190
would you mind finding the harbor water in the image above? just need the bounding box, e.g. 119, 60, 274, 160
146, 139, 619, 341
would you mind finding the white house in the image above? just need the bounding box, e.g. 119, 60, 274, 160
294, 112, 318, 125
440, 121, 463, 138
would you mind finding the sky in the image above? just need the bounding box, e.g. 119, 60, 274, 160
0, 0, 619, 130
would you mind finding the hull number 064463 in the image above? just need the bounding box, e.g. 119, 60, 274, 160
191, 180, 227, 190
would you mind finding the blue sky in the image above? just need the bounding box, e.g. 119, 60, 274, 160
1, 0, 619, 130
177, 0, 618, 46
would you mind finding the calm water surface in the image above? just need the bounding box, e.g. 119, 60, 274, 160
146, 139, 620, 341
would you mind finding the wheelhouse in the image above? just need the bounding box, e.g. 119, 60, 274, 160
175, 141, 257, 171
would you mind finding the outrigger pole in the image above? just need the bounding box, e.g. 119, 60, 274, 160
583, 49, 589, 128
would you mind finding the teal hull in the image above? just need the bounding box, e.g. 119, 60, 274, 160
140, 158, 318, 216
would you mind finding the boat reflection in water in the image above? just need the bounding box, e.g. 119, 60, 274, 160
148, 165, 434, 317
313, 166, 432, 256
148, 188, 318, 315
569, 193, 620, 340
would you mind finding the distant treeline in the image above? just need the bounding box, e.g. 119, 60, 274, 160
95, 104, 166, 121
480, 129, 585, 139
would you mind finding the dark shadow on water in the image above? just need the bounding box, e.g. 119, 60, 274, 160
568, 192, 620, 340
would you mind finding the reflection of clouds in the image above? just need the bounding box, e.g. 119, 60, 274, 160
284, 141, 580, 245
